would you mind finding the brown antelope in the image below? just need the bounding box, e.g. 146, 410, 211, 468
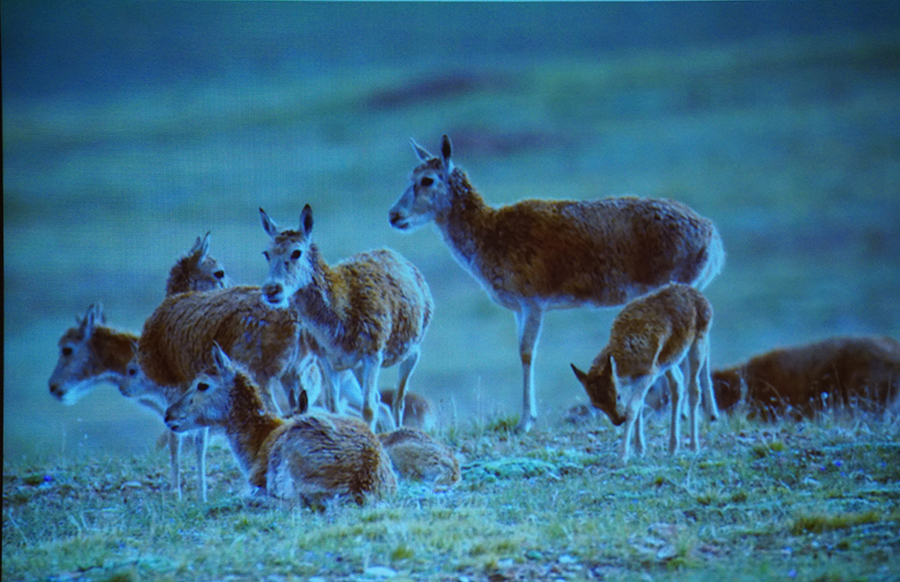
47, 234, 232, 500
570, 283, 715, 463
165, 344, 397, 504
389, 135, 724, 432
166, 231, 231, 295
259, 205, 434, 432
713, 336, 900, 421
380, 388, 436, 432
378, 427, 460, 490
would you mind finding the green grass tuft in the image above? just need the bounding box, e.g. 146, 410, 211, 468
790, 510, 884, 535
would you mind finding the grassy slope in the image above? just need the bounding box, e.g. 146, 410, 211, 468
4, 411, 900, 581
4, 27, 900, 582
6, 30, 900, 459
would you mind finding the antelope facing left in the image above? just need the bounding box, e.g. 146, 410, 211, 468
47, 232, 231, 500
571, 283, 716, 464
390, 135, 724, 432
259, 204, 434, 431
165, 344, 397, 505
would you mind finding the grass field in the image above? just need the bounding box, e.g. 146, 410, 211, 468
4, 411, 900, 581
6, 29, 900, 459
4, 5, 900, 580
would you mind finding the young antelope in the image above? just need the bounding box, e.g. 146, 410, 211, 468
571, 283, 716, 463
165, 345, 397, 504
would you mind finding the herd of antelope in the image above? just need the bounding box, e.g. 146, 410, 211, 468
49, 135, 900, 505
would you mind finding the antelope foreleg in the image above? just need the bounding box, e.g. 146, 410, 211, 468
515, 304, 544, 433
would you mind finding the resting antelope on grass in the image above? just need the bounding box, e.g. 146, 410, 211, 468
259, 204, 434, 432
165, 344, 397, 505
48, 233, 230, 499
378, 427, 460, 490
570, 283, 715, 463
713, 336, 900, 421
390, 135, 725, 432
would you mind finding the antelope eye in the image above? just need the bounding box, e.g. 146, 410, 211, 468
262, 251, 270, 260
420, 176, 434, 187
197, 382, 210, 392
291, 250, 302, 260
213, 270, 225, 279
61, 346, 73, 357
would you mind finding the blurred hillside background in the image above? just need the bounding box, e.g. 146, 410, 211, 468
4, 2, 900, 459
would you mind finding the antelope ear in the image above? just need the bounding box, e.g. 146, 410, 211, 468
570, 363, 589, 386
411, 138, 433, 161
300, 204, 314, 238
440, 134, 453, 172
297, 389, 309, 414
608, 354, 618, 377
259, 208, 280, 239
82, 303, 104, 337
211, 342, 231, 373
189, 232, 211, 263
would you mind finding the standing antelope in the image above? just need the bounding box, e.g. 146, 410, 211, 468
165, 345, 397, 504
47, 232, 230, 500
259, 205, 434, 432
390, 135, 725, 432
713, 336, 900, 420
571, 283, 715, 463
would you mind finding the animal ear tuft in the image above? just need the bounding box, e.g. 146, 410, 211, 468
570, 363, 588, 385
82, 303, 104, 336
300, 204, 314, 237
211, 342, 230, 373
608, 355, 619, 379
189, 232, 210, 262
411, 138, 432, 161
259, 208, 280, 239
440, 135, 453, 170
298, 389, 309, 414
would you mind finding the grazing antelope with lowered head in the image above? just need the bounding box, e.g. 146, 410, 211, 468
165, 344, 397, 504
390, 135, 724, 432
570, 283, 716, 464
259, 204, 434, 432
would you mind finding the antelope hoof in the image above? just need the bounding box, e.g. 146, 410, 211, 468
514, 416, 536, 434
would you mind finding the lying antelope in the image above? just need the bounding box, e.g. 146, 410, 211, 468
713, 335, 900, 420
165, 344, 397, 504
378, 428, 460, 490
390, 135, 724, 432
571, 283, 716, 463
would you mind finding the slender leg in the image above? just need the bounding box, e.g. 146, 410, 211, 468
169, 431, 182, 501
317, 358, 341, 414
515, 303, 544, 433
393, 347, 420, 428
666, 366, 685, 455
622, 377, 653, 463
359, 354, 384, 432
635, 402, 646, 457
687, 340, 707, 452
194, 427, 209, 502
697, 336, 718, 422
